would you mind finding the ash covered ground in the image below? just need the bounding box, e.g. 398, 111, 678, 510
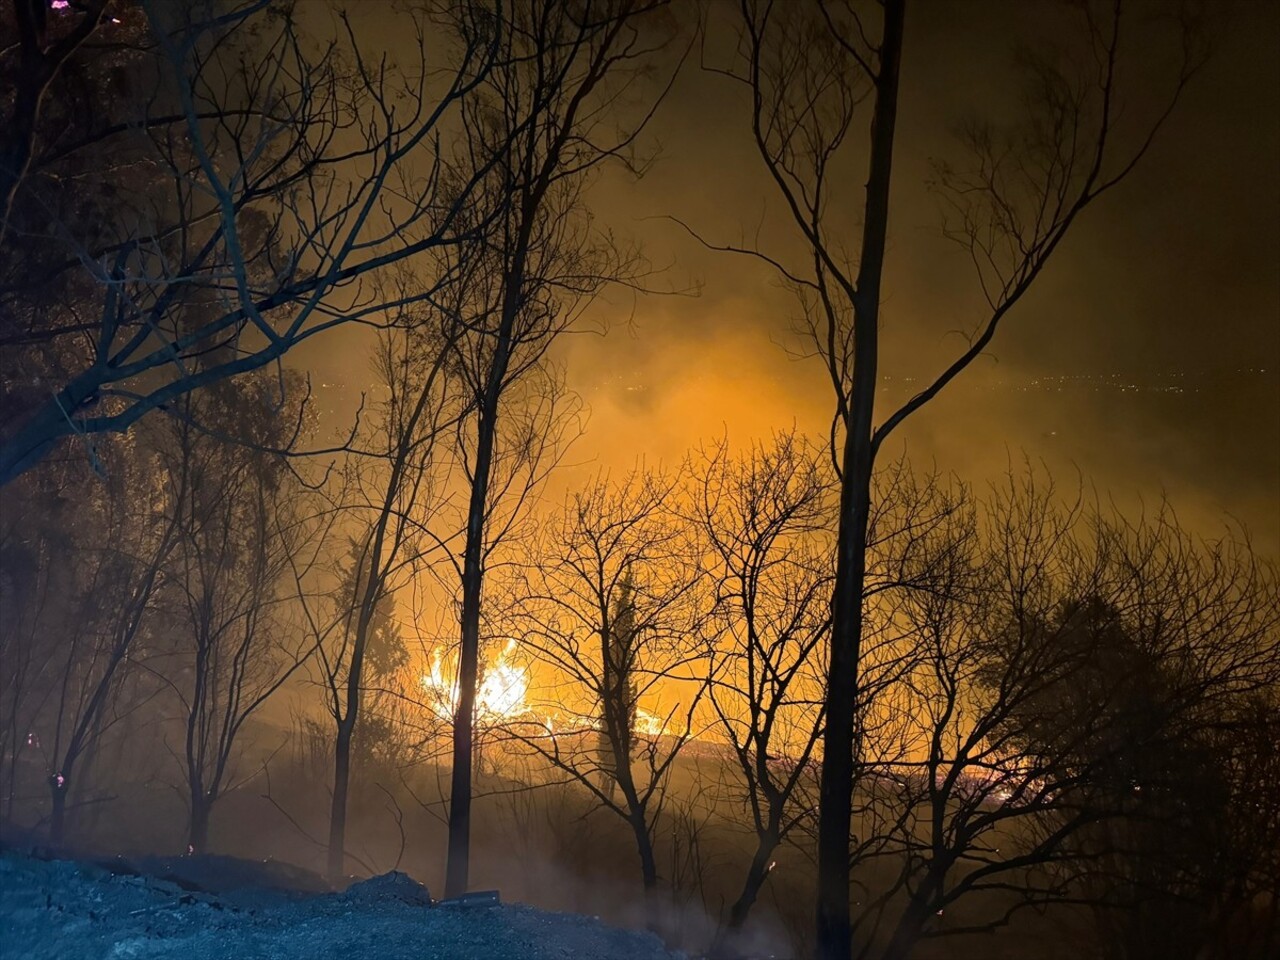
0, 848, 684, 960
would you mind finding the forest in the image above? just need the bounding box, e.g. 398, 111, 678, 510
1, 2, 1277, 959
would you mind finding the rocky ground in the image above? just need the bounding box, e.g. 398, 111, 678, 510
0, 848, 684, 960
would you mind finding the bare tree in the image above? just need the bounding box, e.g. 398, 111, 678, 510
845, 471, 1093, 958
0, 0, 499, 486
287, 290, 467, 879
692, 433, 833, 955
990, 499, 1280, 960
694, 436, 974, 955
27, 429, 181, 844
157, 378, 315, 853
504, 469, 713, 928
696, 3, 1204, 955
434, 0, 679, 897
834, 470, 1280, 960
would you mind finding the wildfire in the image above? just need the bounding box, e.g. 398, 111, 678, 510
633, 707, 670, 737
419, 641, 681, 740
421, 639, 530, 722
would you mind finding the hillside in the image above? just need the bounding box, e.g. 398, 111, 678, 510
0, 848, 684, 960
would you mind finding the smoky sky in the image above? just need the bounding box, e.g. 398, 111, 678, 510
298, 0, 1280, 553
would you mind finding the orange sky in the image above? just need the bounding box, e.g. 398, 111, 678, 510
296, 0, 1280, 556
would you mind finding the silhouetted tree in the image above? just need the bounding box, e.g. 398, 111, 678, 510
693, 433, 834, 956
994, 508, 1280, 960
308, 291, 469, 880
31, 429, 179, 844
506, 469, 713, 927
0, 0, 499, 485
158, 377, 313, 853
848, 472, 1279, 960
435, 0, 678, 897
698, 3, 1205, 955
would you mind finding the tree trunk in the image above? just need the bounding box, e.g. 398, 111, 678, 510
49, 775, 68, 846
816, 455, 872, 960
610, 716, 658, 930
881, 886, 941, 960
187, 795, 211, 854
445, 548, 483, 897
632, 809, 660, 933
445, 398, 498, 898
327, 718, 354, 880
446, 260, 519, 896
713, 836, 779, 959
633, 810, 659, 889
814, 4, 905, 960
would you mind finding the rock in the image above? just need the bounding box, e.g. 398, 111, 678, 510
437, 890, 501, 908
339, 871, 433, 907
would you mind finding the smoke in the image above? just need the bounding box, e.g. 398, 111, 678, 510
296, 0, 1280, 555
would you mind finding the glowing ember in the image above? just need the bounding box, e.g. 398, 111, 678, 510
422, 640, 529, 722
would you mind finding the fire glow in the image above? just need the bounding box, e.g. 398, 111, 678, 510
419, 641, 674, 738
421, 640, 529, 722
